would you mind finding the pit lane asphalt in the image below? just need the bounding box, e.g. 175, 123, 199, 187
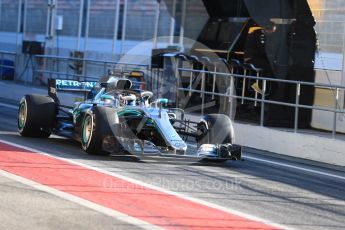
0, 101, 345, 230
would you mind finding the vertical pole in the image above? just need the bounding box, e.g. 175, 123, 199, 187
341, 22, 345, 107
82, 0, 91, 81
189, 64, 193, 97
0, 0, 2, 29
294, 83, 301, 133
83, 0, 90, 53
229, 75, 235, 120
16, 0, 23, 53
339, 23, 345, 125
51, 0, 57, 39
153, 0, 160, 49
212, 66, 216, 100
224, 68, 231, 112
112, 0, 120, 59
201, 65, 205, 115
179, 0, 186, 47
46, 0, 52, 39
169, 0, 176, 44
0, 0, 2, 30
13, 0, 21, 81
23, 0, 27, 38
53, 0, 58, 56
260, 80, 266, 126
120, 0, 128, 56
332, 88, 339, 138
254, 72, 259, 107
47, 0, 57, 55
77, 0, 84, 51
175, 58, 180, 107
22, 0, 28, 84
241, 70, 246, 104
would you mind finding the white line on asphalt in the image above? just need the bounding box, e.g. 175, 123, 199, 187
243, 155, 345, 181
187, 143, 345, 181
0, 102, 18, 110
0, 139, 291, 230
0, 170, 162, 230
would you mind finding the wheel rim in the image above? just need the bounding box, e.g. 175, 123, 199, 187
82, 115, 93, 147
18, 101, 27, 131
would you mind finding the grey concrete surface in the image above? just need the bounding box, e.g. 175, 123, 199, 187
0, 101, 345, 230
0, 175, 140, 230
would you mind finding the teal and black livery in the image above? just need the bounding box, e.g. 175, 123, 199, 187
48, 78, 98, 104
18, 76, 241, 162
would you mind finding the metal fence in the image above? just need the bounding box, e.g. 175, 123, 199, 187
0, 50, 165, 88
1, 50, 345, 139
34, 53, 345, 139
35, 55, 149, 80
176, 66, 345, 138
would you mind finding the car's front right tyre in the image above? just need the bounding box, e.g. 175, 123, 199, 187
81, 106, 119, 155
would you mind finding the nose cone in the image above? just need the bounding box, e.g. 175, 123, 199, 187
171, 140, 188, 151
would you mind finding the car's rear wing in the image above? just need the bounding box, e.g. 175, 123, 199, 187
48, 78, 98, 104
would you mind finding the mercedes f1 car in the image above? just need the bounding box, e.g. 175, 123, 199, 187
17, 74, 241, 162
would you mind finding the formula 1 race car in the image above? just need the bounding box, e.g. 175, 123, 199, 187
17, 74, 241, 162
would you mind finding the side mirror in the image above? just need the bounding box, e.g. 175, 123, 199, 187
150, 98, 169, 109
156, 98, 168, 118
157, 98, 168, 105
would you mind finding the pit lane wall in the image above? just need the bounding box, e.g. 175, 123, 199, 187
1, 80, 344, 167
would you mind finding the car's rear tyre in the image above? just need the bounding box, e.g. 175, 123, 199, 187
196, 114, 235, 162
81, 106, 119, 155
18, 94, 56, 138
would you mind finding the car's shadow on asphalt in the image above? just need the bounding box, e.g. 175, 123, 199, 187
0, 132, 237, 167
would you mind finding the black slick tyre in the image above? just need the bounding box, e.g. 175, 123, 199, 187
17, 94, 56, 138
81, 106, 119, 155
196, 114, 235, 162
196, 114, 234, 146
